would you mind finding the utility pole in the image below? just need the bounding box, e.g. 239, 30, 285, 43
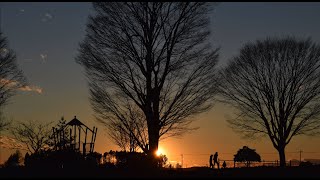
181, 154, 183, 168
299, 150, 303, 163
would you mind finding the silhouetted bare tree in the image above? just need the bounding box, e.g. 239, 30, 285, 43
10, 120, 53, 153
77, 2, 219, 162
0, 109, 11, 132
0, 32, 26, 107
218, 37, 320, 167
101, 100, 148, 152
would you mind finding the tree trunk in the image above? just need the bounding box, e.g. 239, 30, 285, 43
278, 144, 286, 167
147, 125, 159, 168
145, 104, 160, 168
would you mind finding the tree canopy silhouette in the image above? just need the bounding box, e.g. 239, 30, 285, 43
234, 146, 261, 167
4, 150, 23, 167
11, 120, 53, 154
219, 36, 320, 167
77, 2, 219, 164
0, 32, 26, 107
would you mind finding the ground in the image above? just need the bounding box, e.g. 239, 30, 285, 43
0, 165, 319, 178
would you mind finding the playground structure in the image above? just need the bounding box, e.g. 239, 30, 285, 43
52, 116, 98, 156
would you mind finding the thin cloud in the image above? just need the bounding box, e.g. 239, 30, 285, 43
41, 12, 54, 22
0, 78, 18, 87
0, 78, 43, 94
16, 9, 25, 16
40, 53, 47, 63
0, 135, 28, 151
45, 13, 53, 19
19, 85, 43, 94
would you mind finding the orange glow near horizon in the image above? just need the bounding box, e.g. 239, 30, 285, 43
156, 147, 165, 156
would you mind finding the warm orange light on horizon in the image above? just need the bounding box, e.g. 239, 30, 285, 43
156, 147, 165, 156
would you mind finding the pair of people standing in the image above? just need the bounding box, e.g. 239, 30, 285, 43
209, 152, 219, 169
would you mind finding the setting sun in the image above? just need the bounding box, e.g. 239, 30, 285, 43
156, 148, 165, 156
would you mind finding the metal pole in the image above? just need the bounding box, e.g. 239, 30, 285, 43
181, 154, 183, 168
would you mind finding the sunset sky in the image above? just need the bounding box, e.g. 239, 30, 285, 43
1, 2, 320, 166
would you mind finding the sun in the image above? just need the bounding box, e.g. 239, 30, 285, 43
156, 148, 165, 156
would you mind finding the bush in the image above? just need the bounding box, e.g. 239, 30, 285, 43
24, 149, 100, 169
4, 150, 23, 167
234, 146, 261, 167
299, 161, 313, 167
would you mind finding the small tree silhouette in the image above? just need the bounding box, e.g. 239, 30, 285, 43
157, 154, 168, 168
4, 150, 23, 167
234, 146, 261, 167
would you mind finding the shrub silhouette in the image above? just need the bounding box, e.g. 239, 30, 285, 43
113, 151, 150, 170
234, 146, 261, 167
24, 149, 100, 169
299, 161, 313, 167
102, 151, 167, 170
4, 150, 23, 167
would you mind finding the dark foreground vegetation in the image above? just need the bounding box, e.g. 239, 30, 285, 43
1, 165, 319, 178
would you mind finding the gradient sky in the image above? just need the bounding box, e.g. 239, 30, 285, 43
1, 2, 320, 166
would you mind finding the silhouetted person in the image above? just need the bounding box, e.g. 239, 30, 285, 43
213, 152, 219, 169
209, 154, 213, 169
222, 161, 227, 169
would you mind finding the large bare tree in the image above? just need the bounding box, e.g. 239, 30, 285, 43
0, 32, 26, 107
218, 37, 320, 167
77, 2, 219, 161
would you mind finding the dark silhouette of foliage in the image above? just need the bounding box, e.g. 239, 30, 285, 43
86, 151, 103, 167
158, 154, 168, 168
24, 148, 101, 170
51, 116, 73, 149
218, 36, 320, 167
4, 150, 23, 167
101, 150, 168, 170
111, 151, 151, 170
299, 161, 313, 167
0, 32, 26, 108
234, 146, 261, 167
76, 2, 219, 167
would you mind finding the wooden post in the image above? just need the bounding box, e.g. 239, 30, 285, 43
62, 128, 65, 148
59, 130, 62, 149
74, 125, 76, 149
89, 127, 95, 152
78, 126, 81, 151
92, 127, 98, 152
70, 128, 72, 148
84, 128, 88, 156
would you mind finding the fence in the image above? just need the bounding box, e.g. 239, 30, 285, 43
166, 151, 320, 168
